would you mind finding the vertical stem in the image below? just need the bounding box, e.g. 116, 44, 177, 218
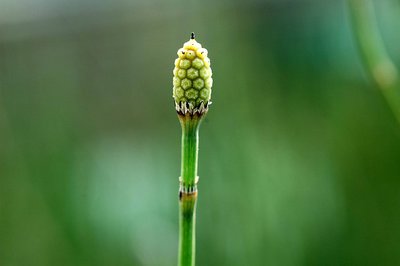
180, 114, 200, 187
178, 192, 197, 266
177, 113, 202, 266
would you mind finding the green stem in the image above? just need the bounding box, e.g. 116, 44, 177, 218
178, 191, 197, 266
179, 114, 200, 187
348, 0, 400, 124
177, 113, 203, 266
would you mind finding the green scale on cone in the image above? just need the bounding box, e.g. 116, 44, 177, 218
173, 33, 213, 115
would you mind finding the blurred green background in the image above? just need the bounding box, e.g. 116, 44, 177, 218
1, 0, 400, 265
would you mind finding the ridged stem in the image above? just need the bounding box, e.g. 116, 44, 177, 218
348, 0, 400, 124
179, 114, 201, 187
177, 113, 204, 266
178, 191, 197, 266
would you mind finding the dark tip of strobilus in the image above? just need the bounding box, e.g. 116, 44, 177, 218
190, 32, 195, 39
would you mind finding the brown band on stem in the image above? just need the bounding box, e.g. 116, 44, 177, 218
179, 190, 198, 201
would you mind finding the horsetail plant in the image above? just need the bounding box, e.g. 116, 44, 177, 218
172, 32, 213, 266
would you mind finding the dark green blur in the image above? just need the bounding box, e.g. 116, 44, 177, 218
1, 0, 400, 265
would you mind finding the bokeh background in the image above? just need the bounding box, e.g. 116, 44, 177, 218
1, 0, 400, 265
